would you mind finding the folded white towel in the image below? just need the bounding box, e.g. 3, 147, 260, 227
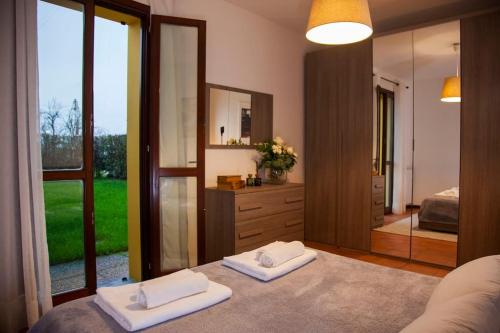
137, 270, 209, 309
223, 247, 317, 281
259, 241, 305, 268
254, 241, 286, 261
95, 280, 231, 331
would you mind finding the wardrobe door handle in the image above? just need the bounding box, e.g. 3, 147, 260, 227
239, 229, 263, 240
374, 184, 383, 189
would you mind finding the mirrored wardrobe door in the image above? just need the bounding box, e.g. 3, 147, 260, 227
411, 21, 460, 268
370, 31, 414, 259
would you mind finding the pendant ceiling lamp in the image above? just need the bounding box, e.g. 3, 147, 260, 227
306, 0, 373, 45
441, 43, 461, 103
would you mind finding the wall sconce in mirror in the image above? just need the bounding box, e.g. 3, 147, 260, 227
206, 83, 273, 149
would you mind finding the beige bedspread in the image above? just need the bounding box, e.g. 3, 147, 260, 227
30, 250, 439, 333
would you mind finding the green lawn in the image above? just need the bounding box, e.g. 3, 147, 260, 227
44, 179, 128, 265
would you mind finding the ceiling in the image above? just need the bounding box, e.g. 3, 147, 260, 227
225, 0, 500, 35
373, 20, 460, 82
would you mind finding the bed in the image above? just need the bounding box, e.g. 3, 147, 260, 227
418, 187, 459, 233
30, 250, 439, 333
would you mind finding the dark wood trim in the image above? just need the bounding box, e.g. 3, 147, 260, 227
43, 170, 85, 181
206, 83, 269, 96
95, 0, 149, 15
375, 86, 395, 214
97, 0, 151, 281
82, 0, 96, 294
149, 15, 207, 277
373, 5, 500, 38
43, 0, 151, 304
158, 168, 200, 178
458, 9, 500, 265
52, 288, 91, 306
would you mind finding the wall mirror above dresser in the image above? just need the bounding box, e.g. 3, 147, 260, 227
206, 83, 273, 148
370, 21, 461, 268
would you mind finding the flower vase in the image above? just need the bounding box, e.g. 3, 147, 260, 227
265, 168, 288, 185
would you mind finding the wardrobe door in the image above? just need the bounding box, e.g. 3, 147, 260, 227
305, 50, 341, 245
304, 41, 373, 250
459, 10, 500, 265
337, 40, 373, 251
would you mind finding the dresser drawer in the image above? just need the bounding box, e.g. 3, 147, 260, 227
372, 182, 384, 194
372, 192, 384, 209
235, 210, 304, 250
236, 231, 304, 254
235, 187, 304, 221
371, 215, 384, 228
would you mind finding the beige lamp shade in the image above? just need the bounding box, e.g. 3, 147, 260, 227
440, 76, 461, 103
306, 0, 373, 45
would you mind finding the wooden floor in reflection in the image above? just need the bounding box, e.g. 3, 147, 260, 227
306, 241, 451, 278
370, 213, 457, 268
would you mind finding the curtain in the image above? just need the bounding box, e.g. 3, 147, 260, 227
16, 0, 52, 327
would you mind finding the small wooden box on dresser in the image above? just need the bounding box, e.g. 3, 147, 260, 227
372, 176, 385, 228
205, 183, 304, 263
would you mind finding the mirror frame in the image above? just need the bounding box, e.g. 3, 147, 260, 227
205, 83, 273, 149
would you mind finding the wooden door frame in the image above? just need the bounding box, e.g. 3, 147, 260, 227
149, 15, 206, 277
376, 86, 395, 215
43, 0, 150, 306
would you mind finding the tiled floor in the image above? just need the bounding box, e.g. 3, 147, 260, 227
50, 252, 131, 294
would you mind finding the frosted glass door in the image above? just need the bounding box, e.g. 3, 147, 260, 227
159, 24, 198, 168
150, 16, 205, 276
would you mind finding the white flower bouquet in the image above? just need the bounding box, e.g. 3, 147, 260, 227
255, 136, 298, 183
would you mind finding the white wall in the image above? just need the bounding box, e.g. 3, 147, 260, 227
143, 0, 306, 186
413, 76, 460, 204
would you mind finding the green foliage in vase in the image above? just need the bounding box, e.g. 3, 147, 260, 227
255, 136, 298, 174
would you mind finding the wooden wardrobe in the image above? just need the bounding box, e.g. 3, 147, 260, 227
304, 40, 373, 251
458, 10, 500, 265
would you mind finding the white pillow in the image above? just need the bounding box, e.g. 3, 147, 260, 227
426, 255, 500, 309
401, 292, 500, 333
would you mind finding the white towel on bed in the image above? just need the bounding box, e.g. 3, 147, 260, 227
137, 270, 209, 309
259, 241, 305, 268
254, 241, 285, 261
223, 247, 317, 281
94, 280, 231, 332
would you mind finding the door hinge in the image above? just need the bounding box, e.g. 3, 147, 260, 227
91, 211, 95, 225
148, 263, 152, 270
146, 144, 150, 153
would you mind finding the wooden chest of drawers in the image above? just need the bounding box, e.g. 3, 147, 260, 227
205, 183, 304, 263
372, 176, 385, 228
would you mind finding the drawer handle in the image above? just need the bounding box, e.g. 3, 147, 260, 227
374, 184, 383, 189
374, 200, 384, 205
285, 220, 303, 228
239, 204, 263, 212
239, 229, 263, 240
374, 216, 384, 221
285, 197, 303, 204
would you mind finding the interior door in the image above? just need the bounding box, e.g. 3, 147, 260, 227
149, 15, 206, 277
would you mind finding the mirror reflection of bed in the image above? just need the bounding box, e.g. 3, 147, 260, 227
370, 21, 460, 268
